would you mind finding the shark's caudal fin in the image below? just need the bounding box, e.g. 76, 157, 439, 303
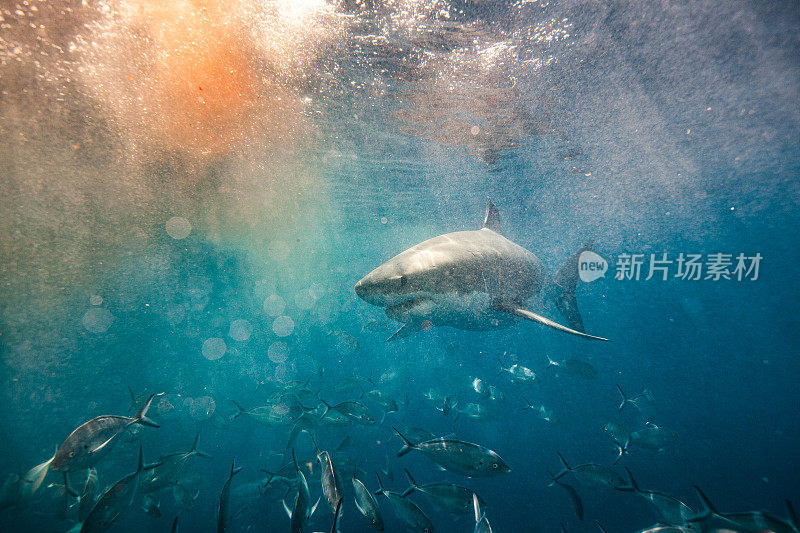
552, 242, 594, 331
482, 198, 502, 233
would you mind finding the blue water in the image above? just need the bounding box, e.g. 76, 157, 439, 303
1, 0, 799, 532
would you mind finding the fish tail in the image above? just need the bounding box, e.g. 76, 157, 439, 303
374, 472, 385, 496
134, 394, 159, 428
612, 435, 630, 465
190, 430, 212, 459
228, 458, 242, 479
392, 427, 416, 457
330, 497, 343, 533
229, 400, 246, 419
127, 386, 137, 411
556, 452, 571, 473
786, 499, 798, 530
616, 467, 639, 493
401, 468, 418, 496
137, 445, 144, 473
616, 385, 628, 412
689, 485, 718, 522
318, 398, 332, 420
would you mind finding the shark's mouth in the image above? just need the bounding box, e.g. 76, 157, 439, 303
384, 296, 430, 318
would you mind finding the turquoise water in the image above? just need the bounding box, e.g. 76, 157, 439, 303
1, 1, 798, 532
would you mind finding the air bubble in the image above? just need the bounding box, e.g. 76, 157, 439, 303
229, 319, 253, 341
165, 216, 192, 239
272, 315, 294, 337
82, 307, 114, 333
202, 337, 226, 360
268, 341, 289, 363
263, 294, 285, 317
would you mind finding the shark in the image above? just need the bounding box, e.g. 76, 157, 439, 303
354, 199, 609, 342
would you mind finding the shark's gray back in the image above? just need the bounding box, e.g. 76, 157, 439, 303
393, 228, 545, 302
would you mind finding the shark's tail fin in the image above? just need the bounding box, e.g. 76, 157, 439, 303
553, 242, 593, 333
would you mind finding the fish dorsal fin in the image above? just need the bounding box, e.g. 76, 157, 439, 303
482, 199, 502, 234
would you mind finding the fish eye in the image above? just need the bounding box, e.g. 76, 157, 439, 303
492, 463, 498, 469
68, 451, 75, 458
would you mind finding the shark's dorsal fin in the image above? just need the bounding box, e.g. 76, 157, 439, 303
482, 199, 502, 234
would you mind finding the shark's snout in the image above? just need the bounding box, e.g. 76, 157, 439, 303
354, 266, 407, 307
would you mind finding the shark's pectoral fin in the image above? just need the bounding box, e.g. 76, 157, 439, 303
499, 304, 610, 342
386, 323, 422, 342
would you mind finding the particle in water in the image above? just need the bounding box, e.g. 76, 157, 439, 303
470, 125, 480, 136
263, 294, 286, 317
268, 341, 289, 363
82, 307, 114, 333
165, 216, 192, 239
229, 319, 253, 341
188, 396, 216, 420
89, 295, 103, 306
202, 337, 226, 360
380, 216, 388, 224
272, 315, 294, 337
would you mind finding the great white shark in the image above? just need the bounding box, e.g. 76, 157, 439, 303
354, 200, 609, 342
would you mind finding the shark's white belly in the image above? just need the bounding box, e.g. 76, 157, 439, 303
385, 290, 519, 331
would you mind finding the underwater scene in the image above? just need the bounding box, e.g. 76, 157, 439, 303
1, 1, 799, 532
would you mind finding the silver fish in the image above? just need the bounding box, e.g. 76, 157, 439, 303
283, 450, 320, 533
553, 453, 625, 489
401, 469, 481, 514
546, 355, 599, 379
394, 427, 510, 477
142, 494, 161, 517
80, 446, 147, 533
323, 400, 376, 425
216, 459, 242, 533
53, 394, 159, 473
375, 473, 435, 533
172, 483, 199, 510
318, 449, 343, 514
618, 468, 694, 526
630, 423, 678, 450
617, 385, 657, 422
473, 493, 492, 533
352, 476, 384, 531
78, 468, 98, 522
141, 430, 211, 493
